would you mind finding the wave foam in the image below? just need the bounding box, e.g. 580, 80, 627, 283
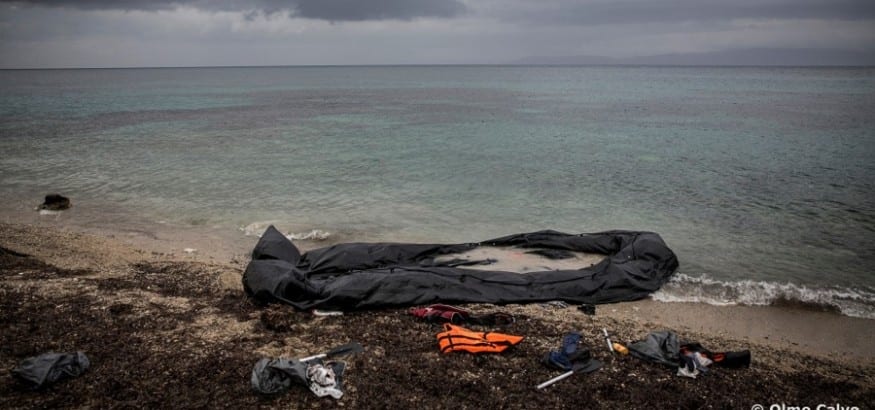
653, 273, 875, 319
240, 221, 278, 237
240, 222, 330, 241
285, 229, 331, 241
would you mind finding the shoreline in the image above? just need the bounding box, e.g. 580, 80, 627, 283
0, 219, 872, 363
6, 195, 875, 314
5, 200, 874, 315
0, 197, 261, 264
1, 220, 873, 408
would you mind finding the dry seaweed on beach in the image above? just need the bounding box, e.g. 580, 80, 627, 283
1, 223, 874, 409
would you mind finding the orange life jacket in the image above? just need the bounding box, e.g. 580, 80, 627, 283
436, 324, 524, 354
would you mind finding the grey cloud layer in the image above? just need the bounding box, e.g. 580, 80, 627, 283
0, 0, 468, 20
4, 0, 875, 23
486, 0, 875, 25
2, 0, 874, 67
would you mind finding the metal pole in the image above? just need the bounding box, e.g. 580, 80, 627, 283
536, 370, 575, 389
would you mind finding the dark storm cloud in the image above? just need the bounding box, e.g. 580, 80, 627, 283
0, 0, 177, 11
292, 0, 465, 21
494, 0, 875, 25
0, 0, 468, 21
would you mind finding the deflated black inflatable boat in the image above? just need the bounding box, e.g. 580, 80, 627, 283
243, 226, 678, 310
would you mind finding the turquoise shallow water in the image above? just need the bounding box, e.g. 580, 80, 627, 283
1, 66, 874, 316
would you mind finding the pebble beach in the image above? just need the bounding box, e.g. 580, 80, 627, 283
1, 220, 872, 409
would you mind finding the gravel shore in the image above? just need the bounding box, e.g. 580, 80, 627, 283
1, 223, 872, 409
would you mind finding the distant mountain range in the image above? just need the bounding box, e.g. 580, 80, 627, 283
510, 48, 875, 66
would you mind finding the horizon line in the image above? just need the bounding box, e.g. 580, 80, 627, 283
3, 62, 875, 70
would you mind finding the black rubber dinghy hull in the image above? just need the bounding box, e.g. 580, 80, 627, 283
243, 226, 679, 310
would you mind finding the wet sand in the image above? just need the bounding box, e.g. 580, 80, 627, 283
606, 299, 875, 361
1, 220, 873, 408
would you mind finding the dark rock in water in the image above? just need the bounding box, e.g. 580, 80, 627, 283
39, 194, 71, 211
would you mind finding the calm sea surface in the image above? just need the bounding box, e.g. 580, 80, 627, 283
1, 66, 874, 316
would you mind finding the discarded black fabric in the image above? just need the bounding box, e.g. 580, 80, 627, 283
716, 350, 752, 368
12, 352, 90, 389
421, 258, 497, 268
243, 227, 679, 310
525, 249, 575, 260
543, 333, 602, 373
628, 331, 681, 367
252, 225, 301, 264
544, 333, 581, 371
578, 304, 596, 315
251, 358, 345, 397
629, 331, 751, 371
251, 358, 308, 395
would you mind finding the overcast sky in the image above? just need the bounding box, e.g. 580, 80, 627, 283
1, 0, 874, 68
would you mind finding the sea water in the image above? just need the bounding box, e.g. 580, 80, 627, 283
1, 66, 873, 317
